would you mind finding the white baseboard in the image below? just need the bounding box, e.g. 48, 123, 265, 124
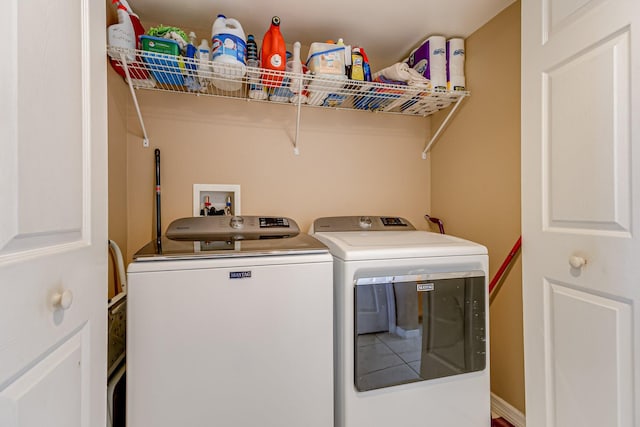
491, 392, 526, 427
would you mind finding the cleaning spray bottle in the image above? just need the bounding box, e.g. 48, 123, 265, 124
107, 3, 135, 62
350, 47, 371, 81
247, 34, 268, 100
261, 16, 286, 87
113, 0, 153, 86
289, 41, 307, 104
184, 32, 201, 91
114, 0, 144, 47
197, 39, 211, 90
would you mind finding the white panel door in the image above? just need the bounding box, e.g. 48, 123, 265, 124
0, 0, 107, 426
522, 0, 639, 425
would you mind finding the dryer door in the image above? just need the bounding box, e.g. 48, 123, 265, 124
354, 271, 486, 392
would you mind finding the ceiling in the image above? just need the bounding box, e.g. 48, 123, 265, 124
126, 0, 515, 68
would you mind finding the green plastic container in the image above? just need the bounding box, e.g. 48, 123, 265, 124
141, 35, 180, 55
140, 35, 184, 85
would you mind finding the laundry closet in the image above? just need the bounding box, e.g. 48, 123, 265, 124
105, 0, 523, 421
4, 0, 639, 426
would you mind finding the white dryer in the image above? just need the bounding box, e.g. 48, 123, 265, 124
127, 216, 333, 427
311, 216, 490, 427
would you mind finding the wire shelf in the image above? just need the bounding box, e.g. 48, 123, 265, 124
107, 45, 469, 117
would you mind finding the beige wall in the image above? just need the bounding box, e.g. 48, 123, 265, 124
430, 1, 524, 413
123, 92, 432, 259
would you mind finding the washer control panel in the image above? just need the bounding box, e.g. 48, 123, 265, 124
259, 217, 290, 228
313, 216, 416, 232
166, 216, 298, 240
380, 217, 410, 227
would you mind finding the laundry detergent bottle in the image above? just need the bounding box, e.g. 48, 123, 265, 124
261, 16, 286, 87
211, 14, 246, 91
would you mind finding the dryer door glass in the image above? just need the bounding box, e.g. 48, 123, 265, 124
354, 272, 486, 392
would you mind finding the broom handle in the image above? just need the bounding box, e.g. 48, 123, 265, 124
155, 149, 161, 249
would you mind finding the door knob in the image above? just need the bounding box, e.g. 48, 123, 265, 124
52, 289, 74, 310
569, 256, 587, 269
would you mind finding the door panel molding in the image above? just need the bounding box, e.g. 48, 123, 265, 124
0, 0, 18, 253
543, 0, 607, 43
543, 279, 633, 427
0, 0, 93, 262
0, 326, 89, 427
541, 29, 630, 236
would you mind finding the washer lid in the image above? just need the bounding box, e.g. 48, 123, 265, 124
312, 230, 487, 261
135, 216, 329, 261
133, 233, 328, 261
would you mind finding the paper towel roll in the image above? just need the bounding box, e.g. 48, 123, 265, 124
447, 38, 466, 91
406, 35, 447, 91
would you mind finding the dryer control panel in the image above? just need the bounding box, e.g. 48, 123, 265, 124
312, 216, 416, 232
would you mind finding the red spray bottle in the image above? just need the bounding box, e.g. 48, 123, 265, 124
261, 16, 286, 87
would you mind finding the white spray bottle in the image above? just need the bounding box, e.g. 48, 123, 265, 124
108, 4, 135, 62
197, 39, 212, 89
289, 42, 302, 93
289, 41, 308, 104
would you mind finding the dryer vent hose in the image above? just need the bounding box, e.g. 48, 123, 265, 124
424, 214, 445, 234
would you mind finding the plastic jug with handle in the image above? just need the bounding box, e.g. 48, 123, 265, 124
211, 14, 246, 91
261, 16, 286, 87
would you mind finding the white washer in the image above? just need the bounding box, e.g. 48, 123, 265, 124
127, 216, 333, 427
311, 216, 490, 427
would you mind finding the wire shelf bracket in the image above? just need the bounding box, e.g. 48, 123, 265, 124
119, 53, 150, 148
421, 95, 466, 159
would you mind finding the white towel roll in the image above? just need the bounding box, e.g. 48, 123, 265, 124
406, 35, 447, 91
447, 38, 466, 91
